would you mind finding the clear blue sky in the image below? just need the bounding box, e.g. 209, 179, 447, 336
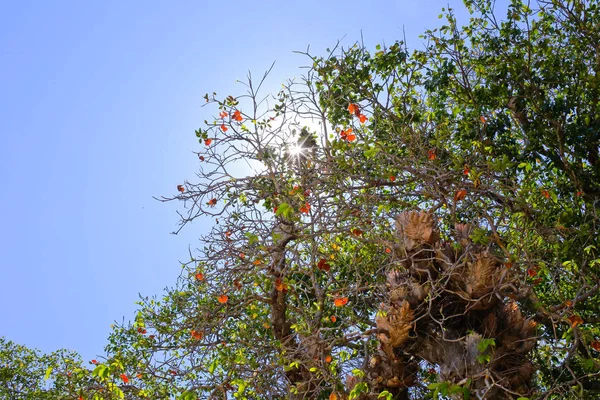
0, 0, 508, 362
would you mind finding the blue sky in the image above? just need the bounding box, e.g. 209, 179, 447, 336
0, 0, 508, 363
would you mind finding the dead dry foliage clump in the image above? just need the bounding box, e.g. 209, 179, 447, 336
353, 210, 537, 399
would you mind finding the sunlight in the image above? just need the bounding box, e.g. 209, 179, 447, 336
289, 144, 304, 156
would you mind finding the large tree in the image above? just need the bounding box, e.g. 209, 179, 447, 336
3, 0, 599, 399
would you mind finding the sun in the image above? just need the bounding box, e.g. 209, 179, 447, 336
289, 144, 304, 156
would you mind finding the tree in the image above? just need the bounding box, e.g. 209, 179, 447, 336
3, 0, 599, 399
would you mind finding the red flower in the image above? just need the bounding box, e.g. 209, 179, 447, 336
233, 110, 243, 121
120, 374, 129, 383
220, 124, 228, 132
454, 189, 467, 202
334, 297, 349, 307
351, 228, 363, 237
427, 149, 437, 160
177, 185, 185, 193
358, 114, 367, 123
204, 138, 213, 146
317, 258, 331, 272
348, 103, 359, 116
217, 295, 228, 304
340, 128, 355, 142
219, 111, 228, 119
191, 330, 203, 340
299, 202, 310, 214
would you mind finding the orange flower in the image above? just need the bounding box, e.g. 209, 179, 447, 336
568, 314, 584, 328
233, 110, 243, 121
329, 393, 338, 400
207, 198, 217, 207
334, 297, 349, 307
120, 374, 129, 383
330, 315, 337, 323
541, 189, 550, 199
385, 248, 391, 254
427, 149, 436, 160
191, 330, 203, 340
299, 202, 310, 214
480, 115, 486, 124
177, 185, 185, 193
137, 327, 146, 334
463, 166, 470, 175
217, 295, 229, 304
195, 273, 204, 281
340, 128, 353, 141
205, 138, 213, 146
317, 258, 331, 272
454, 189, 467, 202
253, 259, 262, 265
219, 111, 228, 119
325, 355, 332, 363
527, 268, 537, 277
591, 341, 600, 351
389, 176, 396, 182
91, 359, 98, 364
347, 103, 359, 116
275, 278, 288, 292
358, 114, 367, 123
136, 373, 143, 379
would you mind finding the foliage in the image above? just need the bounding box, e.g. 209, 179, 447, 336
3, 0, 600, 399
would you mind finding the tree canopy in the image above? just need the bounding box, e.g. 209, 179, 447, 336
2, 0, 599, 399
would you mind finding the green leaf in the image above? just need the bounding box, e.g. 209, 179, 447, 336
208, 359, 218, 374
179, 391, 196, 400
378, 390, 393, 400
275, 202, 293, 218
44, 366, 53, 381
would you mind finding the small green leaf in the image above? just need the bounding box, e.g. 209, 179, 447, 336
179, 391, 196, 400
44, 366, 53, 381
